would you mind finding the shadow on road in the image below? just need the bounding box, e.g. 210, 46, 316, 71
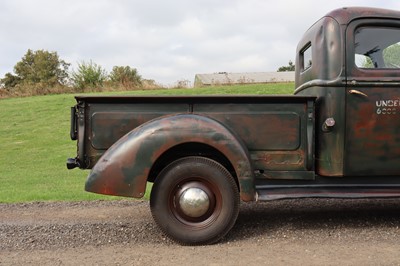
227, 198, 400, 242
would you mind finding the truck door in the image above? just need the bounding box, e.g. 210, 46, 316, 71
345, 19, 400, 176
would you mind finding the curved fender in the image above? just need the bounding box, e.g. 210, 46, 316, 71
85, 114, 255, 201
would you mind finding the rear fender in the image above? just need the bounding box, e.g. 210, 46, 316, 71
85, 114, 255, 201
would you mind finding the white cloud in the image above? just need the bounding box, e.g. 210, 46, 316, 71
1, 0, 400, 85
178, 18, 205, 39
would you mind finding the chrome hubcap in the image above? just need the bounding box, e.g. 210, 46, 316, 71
178, 187, 210, 218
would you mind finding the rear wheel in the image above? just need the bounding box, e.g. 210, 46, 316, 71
150, 156, 239, 245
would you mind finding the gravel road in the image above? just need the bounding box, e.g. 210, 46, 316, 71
1, 198, 400, 265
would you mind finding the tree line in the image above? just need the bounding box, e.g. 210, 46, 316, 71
0, 49, 150, 97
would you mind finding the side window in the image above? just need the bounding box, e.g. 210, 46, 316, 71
301, 44, 312, 71
355, 27, 400, 69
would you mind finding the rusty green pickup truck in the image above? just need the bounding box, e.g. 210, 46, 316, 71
67, 7, 400, 245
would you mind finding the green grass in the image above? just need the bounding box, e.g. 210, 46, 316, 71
0, 83, 294, 203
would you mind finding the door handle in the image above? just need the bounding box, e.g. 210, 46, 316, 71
349, 89, 368, 97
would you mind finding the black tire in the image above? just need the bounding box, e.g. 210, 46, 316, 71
150, 156, 240, 245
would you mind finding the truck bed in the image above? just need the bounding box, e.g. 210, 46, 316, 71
72, 95, 316, 173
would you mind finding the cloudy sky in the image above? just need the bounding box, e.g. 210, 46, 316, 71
1, 0, 400, 86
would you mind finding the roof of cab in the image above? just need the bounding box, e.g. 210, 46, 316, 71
325, 7, 400, 25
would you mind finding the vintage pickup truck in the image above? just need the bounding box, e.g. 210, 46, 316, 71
67, 7, 400, 245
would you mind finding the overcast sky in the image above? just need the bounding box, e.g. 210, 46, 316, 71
1, 0, 400, 86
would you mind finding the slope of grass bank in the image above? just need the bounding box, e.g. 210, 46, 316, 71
0, 83, 294, 202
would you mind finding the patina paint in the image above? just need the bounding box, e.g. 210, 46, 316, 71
85, 114, 256, 201
294, 12, 345, 177
295, 7, 400, 177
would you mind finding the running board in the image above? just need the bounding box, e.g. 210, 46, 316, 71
256, 185, 400, 201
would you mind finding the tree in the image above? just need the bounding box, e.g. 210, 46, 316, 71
0, 49, 70, 90
383, 43, 400, 68
109, 66, 142, 89
71, 60, 108, 91
277, 60, 295, 72
1, 73, 21, 91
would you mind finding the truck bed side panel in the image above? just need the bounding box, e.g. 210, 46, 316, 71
77, 96, 314, 173
194, 102, 310, 171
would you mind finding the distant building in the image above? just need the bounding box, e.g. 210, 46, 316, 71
194, 72, 295, 87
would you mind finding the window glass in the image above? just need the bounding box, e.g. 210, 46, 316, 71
302, 45, 312, 71
355, 27, 400, 69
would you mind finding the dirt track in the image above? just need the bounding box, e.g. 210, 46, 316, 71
1, 198, 400, 265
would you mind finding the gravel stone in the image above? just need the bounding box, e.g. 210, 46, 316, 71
1, 198, 400, 265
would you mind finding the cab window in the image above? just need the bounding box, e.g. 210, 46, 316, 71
355, 27, 400, 69
301, 44, 312, 71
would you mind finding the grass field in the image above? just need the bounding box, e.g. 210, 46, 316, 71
0, 83, 294, 203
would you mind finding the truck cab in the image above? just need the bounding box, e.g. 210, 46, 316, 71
295, 7, 400, 177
